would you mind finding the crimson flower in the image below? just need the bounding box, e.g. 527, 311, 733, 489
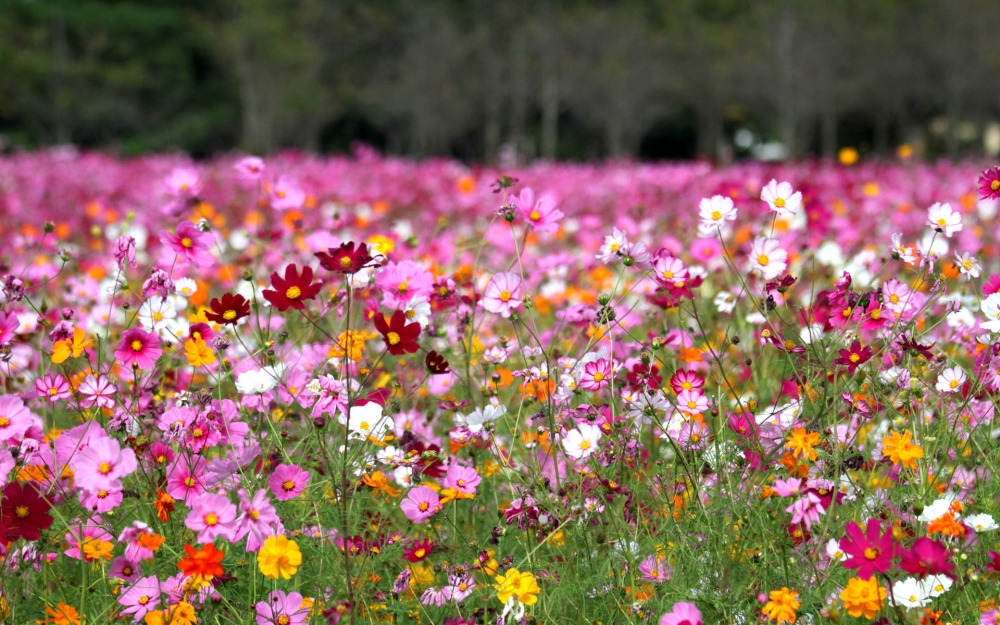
0, 482, 54, 542
315, 242, 382, 274
425, 350, 450, 374
986, 550, 1000, 573
833, 341, 873, 374
205, 293, 250, 325
899, 537, 955, 579
402, 538, 434, 562
374, 310, 420, 355
978, 166, 1000, 200
839, 518, 895, 580
263, 264, 322, 311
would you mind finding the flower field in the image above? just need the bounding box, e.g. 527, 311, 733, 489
2, 149, 1000, 624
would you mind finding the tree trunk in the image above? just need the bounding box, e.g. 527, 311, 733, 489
541, 65, 558, 159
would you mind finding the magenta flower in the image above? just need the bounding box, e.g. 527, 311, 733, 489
114, 235, 137, 269
0, 311, 17, 345
375, 259, 434, 309
442, 464, 481, 494
898, 536, 955, 579
64, 523, 114, 560
118, 575, 161, 621
0, 394, 34, 441
512, 187, 563, 233
115, 328, 162, 370
109, 556, 142, 583
185, 492, 239, 543
268, 464, 310, 501
578, 359, 612, 392
165, 455, 208, 505
660, 602, 702, 625
978, 166, 1000, 200
984, 274, 1000, 296
159, 221, 214, 267
35, 373, 71, 402
165, 167, 201, 198
236, 488, 279, 551
234, 156, 265, 182
72, 436, 138, 492
839, 518, 896, 580
480, 272, 523, 319
400, 485, 440, 524
638, 555, 671, 583
78, 374, 117, 409
255, 590, 309, 625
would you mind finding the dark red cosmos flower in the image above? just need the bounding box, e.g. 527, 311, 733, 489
899, 537, 955, 579
425, 350, 450, 374
403, 537, 434, 562
834, 341, 873, 374
205, 293, 250, 326
315, 242, 381, 274
374, 310, 420, 355
987, 550, 1000, 573
263, 264, 322, 311
897, 335, 934, 361
0, 482, 54, 542
978, 167, 1000, 200
839, 518, 896, 580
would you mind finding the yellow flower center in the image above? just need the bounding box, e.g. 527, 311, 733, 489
863, 547, 879, 560
249, 509, 260, 520
98, 462, 112, 475
711, 210, 722, 220
397, 282, 409, 293
181, 237, 193, 248
757, 254, 769, 266
774, 197, 786, 208
359, 421, 370, 431
278, 617, 290, 625
223, 310, 237, 320
131, 339, 143, 351
138, 596, 150, 606
890, 294, 900, 303
49, 388, 58, 395
184, 477, 196, 487
193, 428, 204, 438
949, 379, 959, 388
286, 286, 302, 300
592, 371, 605, 382
204, 513, 219, 526
499, 290, 512, 302
15, 505, 29, 518
419, 502, 429, 511
936, 218, 948, 226
414, 548, 426, 558
992, 180, 1000, 191
387, 331, 401, 345
339, 256, 352, 268
662, 271, 673, 280
530, 210, 541, 221
849, 353, 860, 363
0, 417, 9, 427
282, 480, 296, 491
579, 440, 591, 451
152, 311, 164, 322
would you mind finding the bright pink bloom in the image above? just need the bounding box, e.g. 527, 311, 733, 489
165, 455, 208, 505
400, 485, 440, 524
270, 175, 305, 211
235, 156, 265, 182
159, 221, 214, 267
78, 374, 117, 409
72, 436, 137, 492
660, 602, 702, 625
898, 537, 955, 579
255, 590, 309, 625
185, 492, 239, 543
35, 373, 71, 402
236, 488, 279, 552
481, 272, 523, 319
442, 464, 481, 494
376, 260, 433, 309
268, 464, 310, 501
512, 187, 563, 233
579, 359, 612, 392
0, 311, 16, 344
984, 274, 1000, 296
669, 370, 704, 394
119, 575, 161, 621
115, 328, 162, 370
978, 166, 1000, 200
839, 518, 896, 580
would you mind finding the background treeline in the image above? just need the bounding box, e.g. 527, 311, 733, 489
2, 0, 999, 162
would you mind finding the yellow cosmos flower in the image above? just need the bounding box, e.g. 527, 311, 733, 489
52, 327, 92, 364
257, 535, 302, 580
494, 568, 540, 606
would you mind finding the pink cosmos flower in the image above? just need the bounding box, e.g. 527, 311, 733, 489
400, 485, 440, 524
579, 359, 612, 392
115, 328, 162, 370
771, 478, 803, 497
185, 492, 239, 543
638, 555, 671, 583
109, 556, 142, 584
165, 167, 201, 198
81, 487, 124, 513
839, 518, 896, 580
676, 390, 709, 416
72, 436, 138, 492
114, 235, 138, 269
512, 187, 563, 233
235, 156, 265, 182
661, 602, 703, 625
35, 373, 71, 402
0, 311, 17, 344
481, 272, 523, 319
442, 464, 481, 494
270, 175, 305, 211
0, 394, 34, 441
236, 488, 279, 551
786, 491, 825, 529
255, 590, 309, 625
268, 464, 310, 501
653, 256, 688, 288
983, 274, 1000, 296
375, 260, 434, 309
119, 575, 161, 621
118, 521, 159, 561
64, 523, 115, 561
159, 221, 214, 267
165, 455, 208, 505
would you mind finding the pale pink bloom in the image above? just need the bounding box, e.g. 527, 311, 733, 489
786, 491, 825, 529
270, 175, 305, 211
760, 180, 802, 216
234, 156, 265, 182
675, 390, 708, 415
35, 373, 71, 402
165, 455, 208, 505
159, 221, 214, 267
165, 167, 201, 198
698, 195, 737, 229
481, 272, 523, 318
442, 464, 481, 494
72, 436, 137, 492
748, 237, 788, 280
0, 394, 34, 441
119, 575, 161, 621
376, 259, 434, 309
0, 312, 17, 344
400, 485, 440, 523
255, 590, 309, 625
653, 256, 688, 287
771, 478, 803, 497
927, 202, 962, 237
185, 492, 239, 543
935, 366, 966, 393
882, 278, 913, 314
638, 555, 671, 583
512, 187, 563, 233
236, 489, 279, 552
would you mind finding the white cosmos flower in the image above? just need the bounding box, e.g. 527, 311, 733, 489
921, 574, 952, 598
760, 180, 802, 216
955, 252, 981, 279
892, 577, 930, 608
347, 402, 392, 441
981, 293, 1000, 333
235, 368, 279, 394
748, 237, 788, 280
966, 513, 998, 532
562, 423, 603, 460
714, 291, 737, 314
918, 496, 957, 523
825, 538, 848, 562
137, 296, 177, 333
935, 366, 966, 394
926, 202, 962, 237
698, 195, 738, 229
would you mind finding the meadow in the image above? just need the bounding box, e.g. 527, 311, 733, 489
0, 148, 999, 625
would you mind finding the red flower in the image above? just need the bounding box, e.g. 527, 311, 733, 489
315, 242, 382, 274
374, 310, 420, 355
425, 350, 450, 374
978, 167, 1000, 200
833, 341, 873, 374
205, 293, 250, 326
987, 550, 1000, 573
899, 537, 955, 579
263, 264, 322, 311
0, 482, 54, 542
178, 542, 225, 578
402, 538, 434, 562
839, 518, 896, 580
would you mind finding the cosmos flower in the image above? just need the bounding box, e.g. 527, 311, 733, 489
698, 195, 737, 229
374, 310, 421, 355
268, 464, 310, 501
400, 485, 440, 524
205, 293, 251, 326
512, 187, 563, 233
262, 264, 322, 311
839, 518, 895, 580
748, 237, 788, 280
760, 180, 802, 216
115, 328, 162, 370
159, 221, 214, 267
481, 272, 524, 319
